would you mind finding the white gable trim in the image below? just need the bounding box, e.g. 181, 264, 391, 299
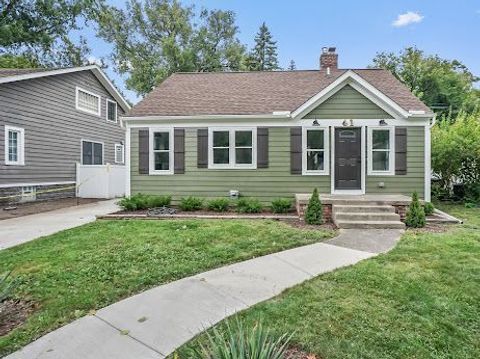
291, 70, 411, 120
0, 65, 130, 112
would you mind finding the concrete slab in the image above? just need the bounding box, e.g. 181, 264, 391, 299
96, 277, 246, 355
326, 229, 404, 253
0, 199, 119, 250
273, 242, 376, 275
5, 315, 162, 359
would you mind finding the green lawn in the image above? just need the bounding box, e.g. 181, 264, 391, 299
0, 219, 333, 356
179, 204, 480, 359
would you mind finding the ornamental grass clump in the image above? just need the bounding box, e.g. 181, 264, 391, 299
270, 198, 293, 214
405, 191, 426, 228
191, 318, 291, 359
305, 188, 323, 225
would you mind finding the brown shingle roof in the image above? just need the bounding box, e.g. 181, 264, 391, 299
0, 68, 52, 78
127, 69, 432, 117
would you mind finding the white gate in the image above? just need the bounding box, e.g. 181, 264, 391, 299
76, 163, 125, 199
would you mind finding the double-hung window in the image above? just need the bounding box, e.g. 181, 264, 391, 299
209, 128, 256, 169
4, 125, 25, 165
302, 127, 329, 175
76, 87, 101, 116
149, 128, 173, 174
368, 126, 395, 175
106, 99, 118, 123
82, 140, 103, 165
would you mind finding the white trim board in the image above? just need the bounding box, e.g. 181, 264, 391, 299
0, 65, 130, 112
0, 181, 75, 189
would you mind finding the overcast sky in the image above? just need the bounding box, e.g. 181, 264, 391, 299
79, 0, 480, 104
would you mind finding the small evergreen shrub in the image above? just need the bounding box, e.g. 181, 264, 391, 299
270, 198, 293, 214
118, 193, 171, 211
405, 191, 426, 228
424, 202, 435, 216
191, 318, 291, 359
236, 198, 263, 213
180, 196, 204, 211
305, 188, 323, 225
207, 198, 230, 212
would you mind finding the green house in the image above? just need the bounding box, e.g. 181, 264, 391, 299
122, 48, 434, 206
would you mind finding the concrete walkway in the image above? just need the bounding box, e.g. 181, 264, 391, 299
6, 229, 403, 359
0, 199, 120, 250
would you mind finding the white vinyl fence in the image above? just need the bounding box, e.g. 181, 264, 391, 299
76, 163, 125, 199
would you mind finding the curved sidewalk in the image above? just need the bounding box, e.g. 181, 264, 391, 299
6, 229, 403, 359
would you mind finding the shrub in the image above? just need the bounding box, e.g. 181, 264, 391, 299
180, 196, 204, 211
270, 198, 292, 214
405, 192, 426, 228
191, 318, 291, 359
0, 271, 15, 303
305, 188, 323, 225
207, 198, 230, 212
424, 202, 435, 216
236, 198, 262, 213
118, 193, 171, 211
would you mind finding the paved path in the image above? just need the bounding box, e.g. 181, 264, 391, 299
0, 199, 120, 250
6, 229, 403, 359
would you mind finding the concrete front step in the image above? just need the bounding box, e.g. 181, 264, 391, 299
334, 212, 401, 222
333, 205, 396, 214
335, 220, 406, 229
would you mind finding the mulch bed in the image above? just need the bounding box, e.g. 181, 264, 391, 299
285, 347, 321, 359
0, 299, 37, 336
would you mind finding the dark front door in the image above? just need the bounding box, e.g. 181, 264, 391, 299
335, 128, 362, 190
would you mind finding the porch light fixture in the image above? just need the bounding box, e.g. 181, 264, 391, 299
312, 120, 320, 126
379, 119, 388, 126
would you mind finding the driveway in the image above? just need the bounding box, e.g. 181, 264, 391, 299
0, 199, 120, 250
6, 229, 403, 359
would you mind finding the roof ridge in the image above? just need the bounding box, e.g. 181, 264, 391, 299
172, 68, 384, 75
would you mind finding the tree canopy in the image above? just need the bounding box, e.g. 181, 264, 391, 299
0, 0, 103, 67
96, 0, 246, 96
246, 22, 279, 71
371, 47, 480, 115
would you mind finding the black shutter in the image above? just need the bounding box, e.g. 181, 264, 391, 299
174, 128, 185, 174
138, 129, 149, 174
290, 127, 302, 174
197, 128, 208, 168
257, 128, 269, 168
395, 127, 407, 175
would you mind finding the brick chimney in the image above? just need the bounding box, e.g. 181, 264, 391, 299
320, 47, 338, 70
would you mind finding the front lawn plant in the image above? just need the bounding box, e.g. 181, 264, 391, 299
424, 202, 435, 216
236, 198, 263, 213
180, 196, 204, 211
305, 188, 323, 225
118, 193, 171, 211
270, 198, 293, 214
207, 198, 230, 212
405, 191, 426, 228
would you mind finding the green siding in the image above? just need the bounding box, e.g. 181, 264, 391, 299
131, 127, 330, 203
130, 126, 425, 203
304, 85, 393, 119
366, 126, 425, 197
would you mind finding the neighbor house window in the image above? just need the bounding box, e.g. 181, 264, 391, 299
302, 127, 329, 175
149, 128, 173, 174
76, 87, 101, 116
208, 128, 256, 169
115, 143, 124, 164
106, 99, 118, 123
368, 127, 395, 175
82, 140, 103, 165
4, 125, 25, 165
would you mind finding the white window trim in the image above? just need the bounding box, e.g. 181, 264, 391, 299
208, 127, 257, 169
114, 143, 124, 164
4, 125, 25, 166
302, 126, 329, 175
106, 98, 118, 123
81, 139, 104, 165
149, 127, 174, 175
76, 86, 101, 116
367, 126, 395, 176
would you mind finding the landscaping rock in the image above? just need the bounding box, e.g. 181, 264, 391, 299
146, 206, 177, 217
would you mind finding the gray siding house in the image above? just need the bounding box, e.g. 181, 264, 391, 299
123, 48, 434, 207
0, 65, 130, 204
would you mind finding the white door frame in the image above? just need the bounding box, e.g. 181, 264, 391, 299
330, 125, 366, 195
